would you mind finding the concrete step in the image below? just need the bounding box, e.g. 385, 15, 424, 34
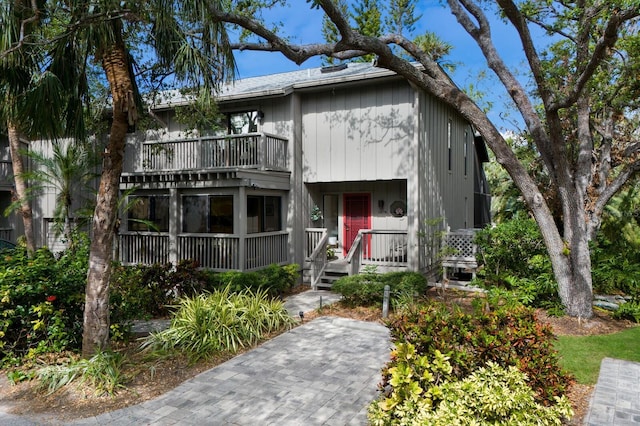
316, 270, 348, 289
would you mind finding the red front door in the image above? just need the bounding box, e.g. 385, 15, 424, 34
343, 193, 371, 253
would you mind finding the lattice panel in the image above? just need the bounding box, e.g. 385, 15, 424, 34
443, 231, 476, 259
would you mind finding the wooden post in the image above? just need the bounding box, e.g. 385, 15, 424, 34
260, 133, 267, 170
169, 188, 178, 266
382, 285, 390, 318
238, 186, 246, 271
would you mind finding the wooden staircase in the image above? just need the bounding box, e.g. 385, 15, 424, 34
315, 259, 349, 289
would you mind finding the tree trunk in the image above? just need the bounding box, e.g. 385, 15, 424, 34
82, 43, 137, 357
6, 121, 36, 256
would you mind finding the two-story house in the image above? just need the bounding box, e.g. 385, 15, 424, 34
117, 62, 490, 287
15, 62, 490, 287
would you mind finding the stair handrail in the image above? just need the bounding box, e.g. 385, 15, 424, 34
308, 230, 329, 290
345, 230, 365, 276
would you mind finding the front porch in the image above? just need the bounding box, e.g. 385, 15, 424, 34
305, 228, 410, 289
304, 227, 480, 289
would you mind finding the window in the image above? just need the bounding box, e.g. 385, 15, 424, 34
247, 196, 281, 233
447, 120, 452, 171
228, 111, 260, 134
128, 196, 169, 232
464, 130, 469, 176
210, 196, 234, 233
182, 195, 234, 234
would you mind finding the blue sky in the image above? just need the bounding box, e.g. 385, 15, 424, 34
231, 2, 532, 131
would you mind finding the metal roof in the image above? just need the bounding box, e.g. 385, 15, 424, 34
154, 62, 397, 109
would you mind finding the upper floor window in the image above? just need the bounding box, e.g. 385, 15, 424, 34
447, 120, 452, 171
464, 130, 469, 176
128, 195, 170, 232
228, 111, 261, 134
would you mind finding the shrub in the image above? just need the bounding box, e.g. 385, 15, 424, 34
591, 237, 640, 295
332, 271, 427, 307
0, 235, 88, 364
474, 217, 562, 311
109, 263, 300, 332
207, 264, 299, 296
612, 300, 640, 323
36, 350, 127, 396
385, 299, 572, 405
110, 260, 210, 324
475, 215, 548, 278
141, 286, 295, 361
368, 343, 573, 426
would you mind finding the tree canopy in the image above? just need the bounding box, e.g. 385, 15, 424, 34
204, 0, 640, 318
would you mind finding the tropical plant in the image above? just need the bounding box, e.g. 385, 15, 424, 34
0, 233, 89, 363
17, 140, 100, 240
21, 0, 239, 357
35, 350, 127, 396
385, 299, 572, 405
0, 1, 70, 255
368, 350, 573, 426
141, 287, 295, 362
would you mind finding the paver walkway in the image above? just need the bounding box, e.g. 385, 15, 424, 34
70, 316, 389, 425
0, 289, 389, 426
586, 357, 640, 425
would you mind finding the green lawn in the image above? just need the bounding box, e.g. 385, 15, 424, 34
554, 326, 640, 384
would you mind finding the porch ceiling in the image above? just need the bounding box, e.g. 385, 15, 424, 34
120, 169, 291, 191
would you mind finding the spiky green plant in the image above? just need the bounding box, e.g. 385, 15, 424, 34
36, 350, 127, 395
141, 287, 294, 362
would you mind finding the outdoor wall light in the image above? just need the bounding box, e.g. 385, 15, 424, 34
378, 199, 385, 211
257, 110, 265, 123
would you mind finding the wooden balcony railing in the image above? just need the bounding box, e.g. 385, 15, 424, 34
130, 133, 288, 173
245, 232, 289, 270
178, 234, 239, 270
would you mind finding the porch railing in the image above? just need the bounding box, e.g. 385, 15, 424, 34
346, 230, 409, 275
119, 232, 170, 265
0, 160, 12, 186
245, 231, 289, 270
0, 228, 11, 241
119, 231, 289, 271
305, 228, 326, 258
136, 133, 288, 172
305, 228, 328, 290
178, 234, 239, 270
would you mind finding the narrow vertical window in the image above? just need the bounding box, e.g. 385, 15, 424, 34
464, 130, 468, 176
447, 120, 452, 171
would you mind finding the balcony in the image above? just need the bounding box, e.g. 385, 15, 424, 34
123, 133, 288, 174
